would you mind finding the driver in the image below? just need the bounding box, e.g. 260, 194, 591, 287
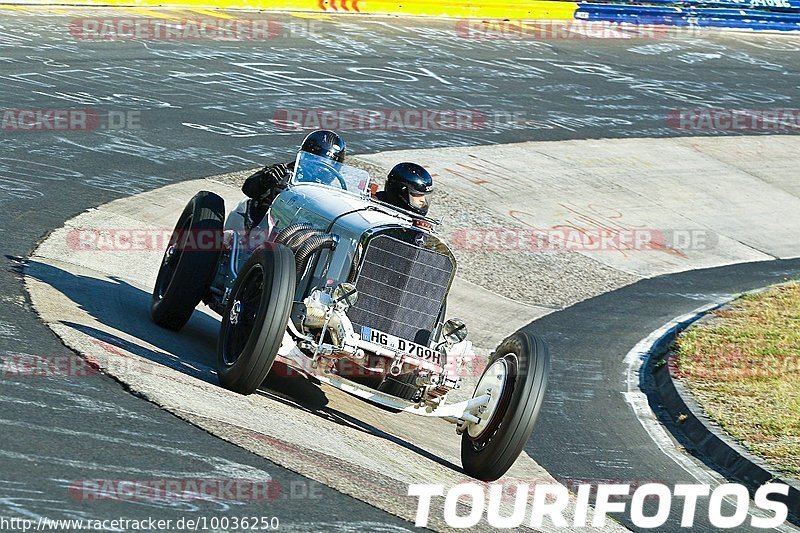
375, 162, 434, 216
242, 129, 346, 227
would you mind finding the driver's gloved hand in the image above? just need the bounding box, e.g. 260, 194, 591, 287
267, 163, 291, 192
242, 163, 291, 199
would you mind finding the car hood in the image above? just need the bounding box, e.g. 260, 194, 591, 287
268, 183, 415, 236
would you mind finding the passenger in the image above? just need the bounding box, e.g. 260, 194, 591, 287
375, 162, 434, 216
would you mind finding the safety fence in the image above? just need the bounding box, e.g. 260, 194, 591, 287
576, 0, 800, 31
3, 0, 799, 30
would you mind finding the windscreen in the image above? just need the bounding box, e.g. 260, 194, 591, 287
291, 151, 371, 195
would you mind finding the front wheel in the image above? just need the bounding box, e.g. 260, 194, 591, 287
461, 330, 550, 481
217, 244, 296, 395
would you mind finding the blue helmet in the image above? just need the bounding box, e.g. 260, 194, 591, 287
300, 130, 346, 163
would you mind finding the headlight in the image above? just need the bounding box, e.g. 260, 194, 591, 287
442, 318, 468, 345
333, 282, 359, 309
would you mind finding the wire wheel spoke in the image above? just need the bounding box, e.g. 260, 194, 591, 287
223, 265, 265, 366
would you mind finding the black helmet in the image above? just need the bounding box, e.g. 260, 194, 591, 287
385, 162, 434, 216
300, 130, 346, 163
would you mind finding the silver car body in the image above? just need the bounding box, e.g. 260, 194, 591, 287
211, 153, 485, 424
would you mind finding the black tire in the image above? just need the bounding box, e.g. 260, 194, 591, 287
217, 244, 296, 395
151, 191, 225, 331
461, 330, 550, 481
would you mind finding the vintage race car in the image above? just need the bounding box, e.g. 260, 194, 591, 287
150, 151, 550, 481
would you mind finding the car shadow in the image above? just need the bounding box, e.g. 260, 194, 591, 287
25, 259, 221, 383
256, 374, 461, 471
24, 259, 460, 472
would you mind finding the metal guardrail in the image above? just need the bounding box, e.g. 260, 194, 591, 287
576, 0, 800, 31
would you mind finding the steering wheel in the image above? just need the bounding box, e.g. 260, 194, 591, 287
313, 164, 348, 190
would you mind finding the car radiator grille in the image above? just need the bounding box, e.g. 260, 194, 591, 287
348, 235, 454, 346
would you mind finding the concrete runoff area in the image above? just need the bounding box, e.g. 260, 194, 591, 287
26, 179, 623, 532
25, 134, 800, 530
361, 135, 800, 282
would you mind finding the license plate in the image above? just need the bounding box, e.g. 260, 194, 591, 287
361, 326, 442, 365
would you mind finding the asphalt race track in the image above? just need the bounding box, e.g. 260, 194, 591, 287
525, 258, 800, 532
2, 6, 800, 531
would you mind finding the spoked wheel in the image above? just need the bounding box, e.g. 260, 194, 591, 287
221, 265, 264, 367
461, 330, 550, 481
151, 191, 225, 331
217, 244, 296, 395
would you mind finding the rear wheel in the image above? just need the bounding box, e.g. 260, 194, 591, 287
151, 191, 224, 331
217, 244, 296, 395
461, 330, 550, 481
